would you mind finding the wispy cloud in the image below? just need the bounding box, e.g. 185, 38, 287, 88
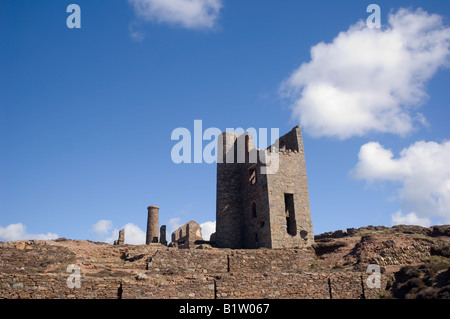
103, 223, 146, 245
167, 217, 183, 236
128, 22, 146, 41
92, 219, 146, 245
128, 0, 223, 30
0, 223, 59, 241
92, 219, 113, 237
391, 211, 431, 227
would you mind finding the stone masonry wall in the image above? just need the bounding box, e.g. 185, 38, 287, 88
266, 126, 313, 249
241, 152, 272, 248
146, 248, 317, 274
147, 249, 229, 274
121, 275, 214, 299
0, 241, 388, 299
216, 132, 243, 249
171, 221, 203, 248
267, 151, 314, 248
215, 272, 385, 299
0, 269, 386, 299
0, 273, 121, 299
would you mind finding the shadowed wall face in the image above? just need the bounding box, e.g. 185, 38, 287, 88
215, 133, 244, 249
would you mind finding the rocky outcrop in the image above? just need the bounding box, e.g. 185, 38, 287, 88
389, 264, 450, 299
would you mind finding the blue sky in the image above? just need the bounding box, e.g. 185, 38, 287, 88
1, 0, 450, 243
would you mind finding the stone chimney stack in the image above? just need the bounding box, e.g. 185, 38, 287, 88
114, 229, 125, 246
160, 225, 168, 246
146, 206, 159, 244
118, 229, 125, 245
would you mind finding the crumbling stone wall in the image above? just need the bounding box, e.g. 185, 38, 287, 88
0, 273, 122, 299
147, 249, 228, 274
146, 248, 317, 274
121, 275, 214, 299
171, 221, 203, 248
113, 229, 125, 246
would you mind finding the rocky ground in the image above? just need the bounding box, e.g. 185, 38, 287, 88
312, 225, 450, 298
0, 224, 449, 299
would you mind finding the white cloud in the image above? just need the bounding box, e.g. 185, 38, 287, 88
200, 221, 215, 240
0, 223, 59, 241
167, 217, 183, 236
128, 22, 146, 41
128, 0, 223, 30
92, 219, 113, 237
105, 229, 119, 244
391, 211, 431, 227
105, 223, 147, 245
353, 140, 450, 224
122, 223, 146, 245
281, 8, 450, 139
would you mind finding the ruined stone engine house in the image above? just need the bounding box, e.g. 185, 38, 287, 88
215, 126, 314, 249
115, 126, 314, 250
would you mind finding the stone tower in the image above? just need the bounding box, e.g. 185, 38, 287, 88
215, 126, 314, 249
146, 206, 159, 244
113, 229, 125, 246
